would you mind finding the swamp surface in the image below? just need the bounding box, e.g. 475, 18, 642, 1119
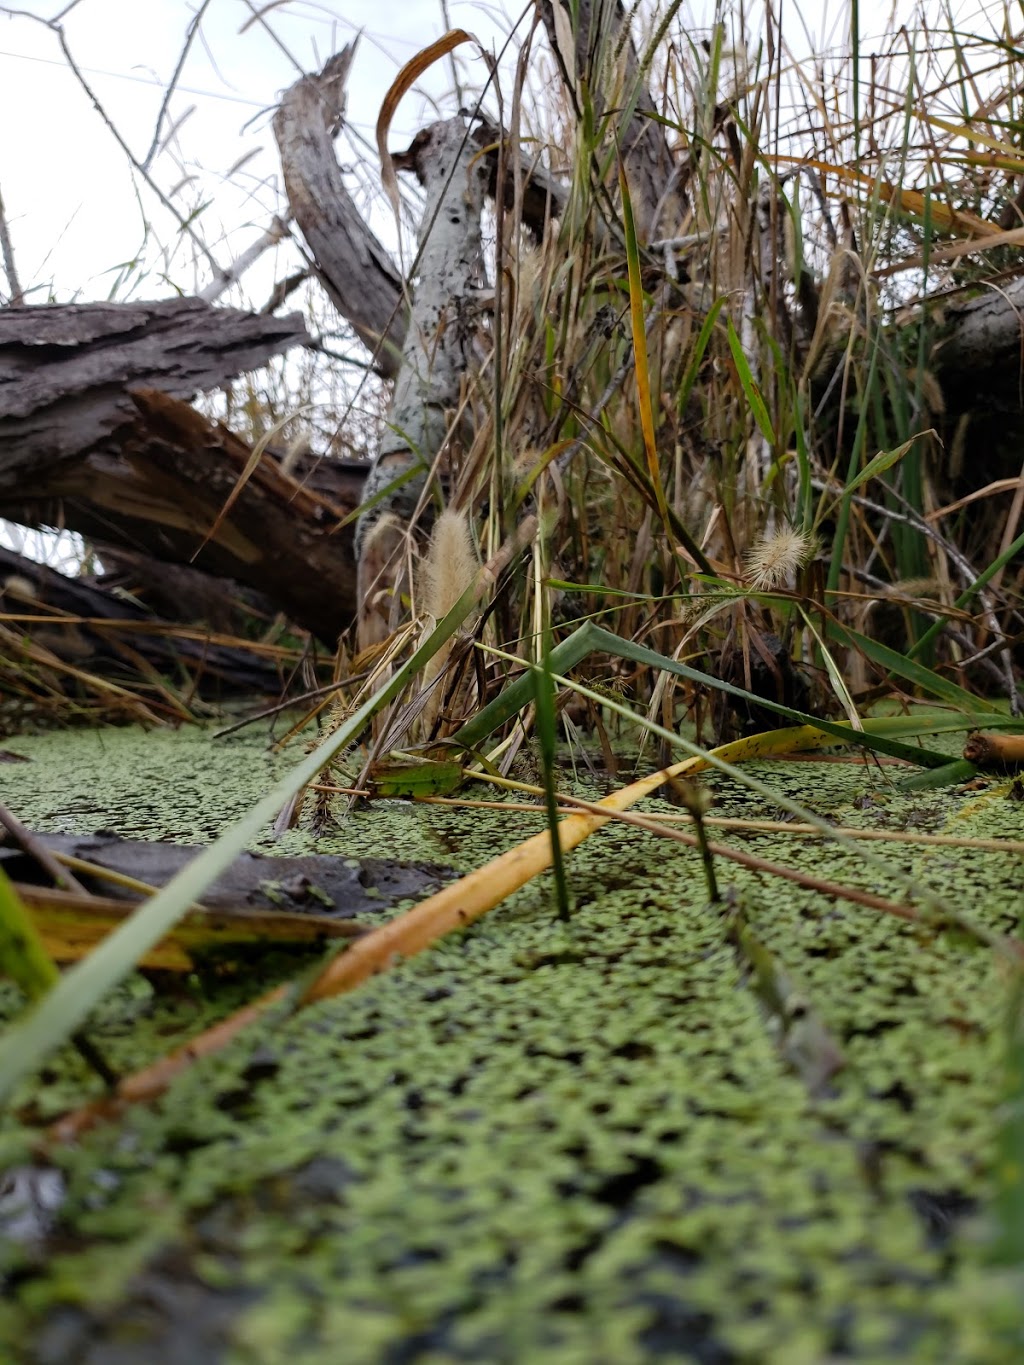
0, 722, 1022, 1363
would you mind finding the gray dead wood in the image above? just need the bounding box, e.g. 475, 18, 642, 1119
538, 0, 683, 241
934, 275, 1024, 378
273, 45, 407, 378
0, 831, 452, 918
0, 544, 285, 693
355, 117, 489, 645
273, 49, 567, 382
928, 276, 1024, 483
0, 297, 309, 490
395, 117, 569, 241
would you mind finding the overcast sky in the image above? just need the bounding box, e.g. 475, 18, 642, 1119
0, 0, 950, 308
0, 0, 551, 305
0, 0, 999, 307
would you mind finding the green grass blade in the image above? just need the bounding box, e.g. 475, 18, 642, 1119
726, 317, 775, 444
897, 759, 977, 792
581, 626, 953, 766
454, 622, 1019, 770
533, 633, 572, 921
0, 588, 485, 1106
829, 621, 1001, 711
676, 296, 727, 417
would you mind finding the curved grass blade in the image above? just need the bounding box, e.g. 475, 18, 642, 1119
0, 564, 503, 1107
829, 620, 1002, 712
453, 620, 1019, 769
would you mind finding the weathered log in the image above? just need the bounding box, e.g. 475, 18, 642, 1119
2, 391, 368, 646
0, 298, 309, 489
273, 48, 567, 382
929, 276, 1024, 479
394, 117, 568, 240
92, 548, 275, 637
355, 117, 489, 646
273, 45, 407, 378
0, 831, 453, 917
0, 545, 285, 694
935, 275, 1024, 380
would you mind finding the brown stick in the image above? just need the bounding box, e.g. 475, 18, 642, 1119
963, 731, 1024, 768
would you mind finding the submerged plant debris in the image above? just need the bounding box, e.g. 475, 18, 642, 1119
0, 724, 1022, 1362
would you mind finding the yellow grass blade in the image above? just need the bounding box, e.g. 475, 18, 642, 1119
301, 726, 825, 1004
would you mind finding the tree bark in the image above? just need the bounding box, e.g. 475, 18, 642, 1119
273, 45, 407, 378
3, 391, 367, 645
0, 544, 286, 693
934, 275, 1024, 378
355, 117, 489, 645
0, 298, 309, 490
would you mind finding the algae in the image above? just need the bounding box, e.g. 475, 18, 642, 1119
0, 725, 1022, 1362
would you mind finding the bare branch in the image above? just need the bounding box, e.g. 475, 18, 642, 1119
0, 183, 24, 305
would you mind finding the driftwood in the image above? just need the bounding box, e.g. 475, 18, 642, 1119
933, 275, 1024, 469
0, 831, 452, 917
0, 544, 285, 694
3, 391, 368, 645
0, 298, 309, 488
272, 45, 407, 378
272, 45, 568, 383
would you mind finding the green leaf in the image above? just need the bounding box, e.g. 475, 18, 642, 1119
829, 620, 1001, 712
842, 430, 934, 501
726, 317, 775, 444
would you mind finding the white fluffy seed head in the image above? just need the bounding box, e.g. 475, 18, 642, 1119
743, 527, 819, 591
421, 509, 479, 622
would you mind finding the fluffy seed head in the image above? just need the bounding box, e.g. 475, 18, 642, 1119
421, 509, 478, 622
743, 527, 818, 591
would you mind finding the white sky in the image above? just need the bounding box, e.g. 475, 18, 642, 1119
0, 0, 537, 303
0, 0, 944, 308
0, 0, 1003, 306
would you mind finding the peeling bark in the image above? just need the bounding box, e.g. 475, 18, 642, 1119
273, 45, 407, 378
0, 298, 309, 489
3, 392, 367, 645
355, 118, 489, 646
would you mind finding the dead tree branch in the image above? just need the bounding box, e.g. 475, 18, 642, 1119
273, 45, 407, 378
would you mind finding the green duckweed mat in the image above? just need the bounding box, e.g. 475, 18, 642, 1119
0, 724, 1022, 1363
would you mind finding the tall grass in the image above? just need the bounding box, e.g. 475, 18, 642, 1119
347, 0, 1024, 755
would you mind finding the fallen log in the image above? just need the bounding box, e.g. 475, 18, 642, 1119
0, 544, 287, 694
0, 297, 309, 487
3, 391, 369, 645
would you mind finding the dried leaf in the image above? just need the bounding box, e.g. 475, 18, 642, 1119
377, 29, 478, 224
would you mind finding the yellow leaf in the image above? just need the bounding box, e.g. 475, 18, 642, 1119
377, 30, 478, 225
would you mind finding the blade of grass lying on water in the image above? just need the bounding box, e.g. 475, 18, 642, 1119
0, 520, 535, 1108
